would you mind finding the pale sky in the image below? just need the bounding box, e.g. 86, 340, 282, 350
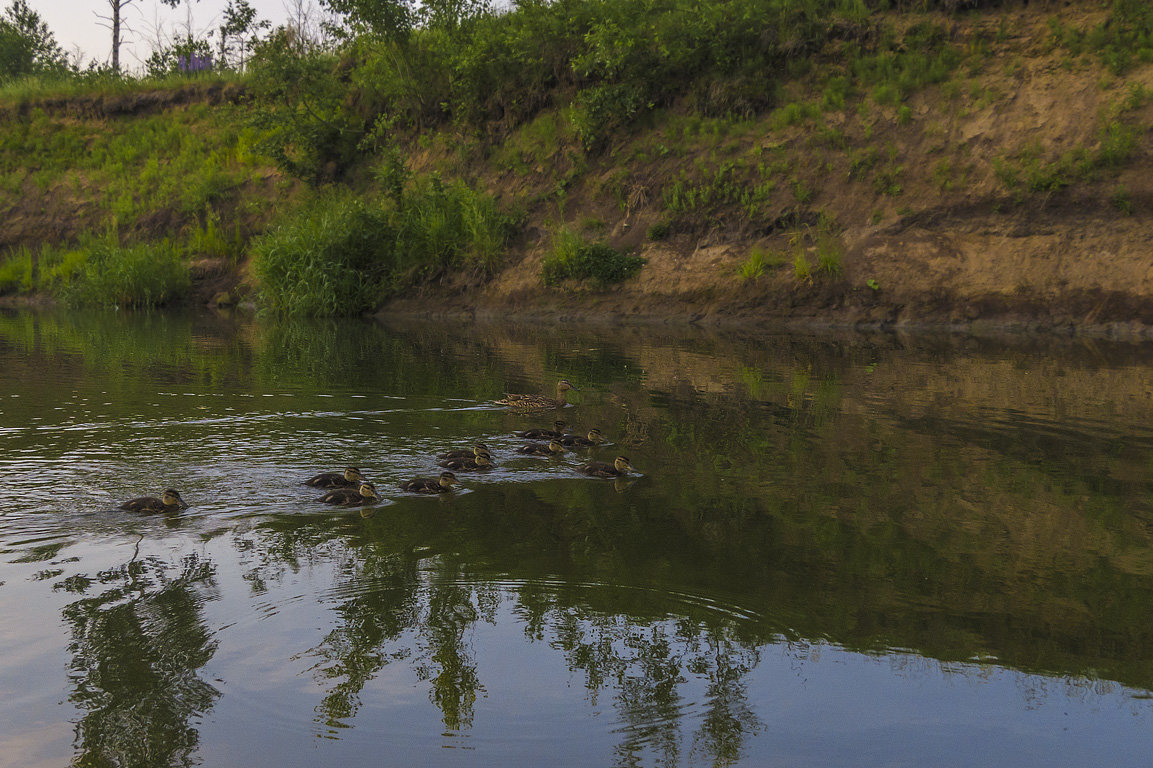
27, 0, 301, 72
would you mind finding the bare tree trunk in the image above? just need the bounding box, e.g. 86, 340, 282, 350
111, 0, 120, 72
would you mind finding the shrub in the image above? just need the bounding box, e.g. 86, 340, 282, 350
541, 228, 644, 286
252, 191, 392, 316
252, 178, 517, 316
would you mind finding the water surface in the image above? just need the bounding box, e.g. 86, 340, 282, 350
2, 310, 1153, 767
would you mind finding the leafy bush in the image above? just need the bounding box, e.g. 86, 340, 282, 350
541, 228, 644, 286
252, 178, 517, 316
252, 191, 395, 316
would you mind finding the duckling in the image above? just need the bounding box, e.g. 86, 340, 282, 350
318, 482, 380, 507
400, 471, 461, 494
578, 455, 634, 478
516, 439, 566, 457
437, 443, 490, 461
514, 420, 568, 439
305, 467, 364, 489
559, 428, 604, 447
438, 451, 494, 471
496, 380, 579, 410
119, 488, 189, 513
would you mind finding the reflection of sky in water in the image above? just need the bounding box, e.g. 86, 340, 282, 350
9, 526, 1152, 767
5, 314, 1153, 766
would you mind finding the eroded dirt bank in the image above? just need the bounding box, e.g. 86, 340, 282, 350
376, 11, 1153, 335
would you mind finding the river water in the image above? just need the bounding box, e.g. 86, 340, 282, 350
2, 309, 1153, 767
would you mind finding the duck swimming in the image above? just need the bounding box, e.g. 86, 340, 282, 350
318, 482, 380, 506
516, 439, 566, 457
437, 443, 490, 460
438, 451, 494, 471
578, 455, 634, 478
496, 380, 579, 410
515, 420, 567, 439
400, 471, 461, 494
305, 467, 364, 488
559, 428, 604, 447
119, 488, 189, 513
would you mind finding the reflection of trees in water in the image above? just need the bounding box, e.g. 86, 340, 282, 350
548, 612, 763, 768
297, 533, 763, 765
308, 552, 493, 732
60, 547, 219, 768
309, 551, 422, 728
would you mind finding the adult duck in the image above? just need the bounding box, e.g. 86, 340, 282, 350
514, 420, 568, 439
119, 488, 189, 513
496, 380, 579, 410
401, 472, 461, 494
305, 467, 364, 488
318, 482, 380, 506
578, 456, 635, 478
559, 428, 604, 448
516, 439, 566, 457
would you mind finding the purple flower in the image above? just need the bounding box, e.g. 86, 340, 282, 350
178, 52, 213, 73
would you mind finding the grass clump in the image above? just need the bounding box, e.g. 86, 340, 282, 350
737, 247, 783, 281
66, 240, 190, 308
252, 178, 517, 316
0, 236, 190, 308
541, 228, 645, 286
252, 192, 392, 317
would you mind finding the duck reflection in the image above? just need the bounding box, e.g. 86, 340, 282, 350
59, 548, 219, 768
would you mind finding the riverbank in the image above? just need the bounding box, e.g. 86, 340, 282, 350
3, 2, 1153, 334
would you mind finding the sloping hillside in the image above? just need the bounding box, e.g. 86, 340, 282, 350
3, 2, 1153, 333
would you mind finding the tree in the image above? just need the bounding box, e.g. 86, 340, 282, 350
0, 0, 67, 80
96, 0, 137, 73
320, 0, 414, 39
100, 0, 205, 74
218, 0, 269, 71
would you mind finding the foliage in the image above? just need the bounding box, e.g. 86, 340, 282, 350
0, 0, 68, 83
1050, 0, 1153, 74
64, 239, 191, 308
252, 191, 392, 316
252, 177, 516, 316
322, 0, 416, 39
737, 247, 782, 281
144, 36, 215, 79
541, 227, 644, 286
247, 30, 359, 182
218, 0, 271, 70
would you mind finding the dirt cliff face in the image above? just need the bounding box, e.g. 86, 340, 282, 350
384, 6, 1153, 336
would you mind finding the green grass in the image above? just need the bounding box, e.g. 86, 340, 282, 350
541, 227, 645, 286
0, 235, 191, 307
737, 247, 783, 281
64, 239, 191, 308
252, 177, 517, 316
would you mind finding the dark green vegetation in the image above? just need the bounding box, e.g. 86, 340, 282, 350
2, 0, 1153, 314
251, 180, 517, 315
540, 228, 645, 286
